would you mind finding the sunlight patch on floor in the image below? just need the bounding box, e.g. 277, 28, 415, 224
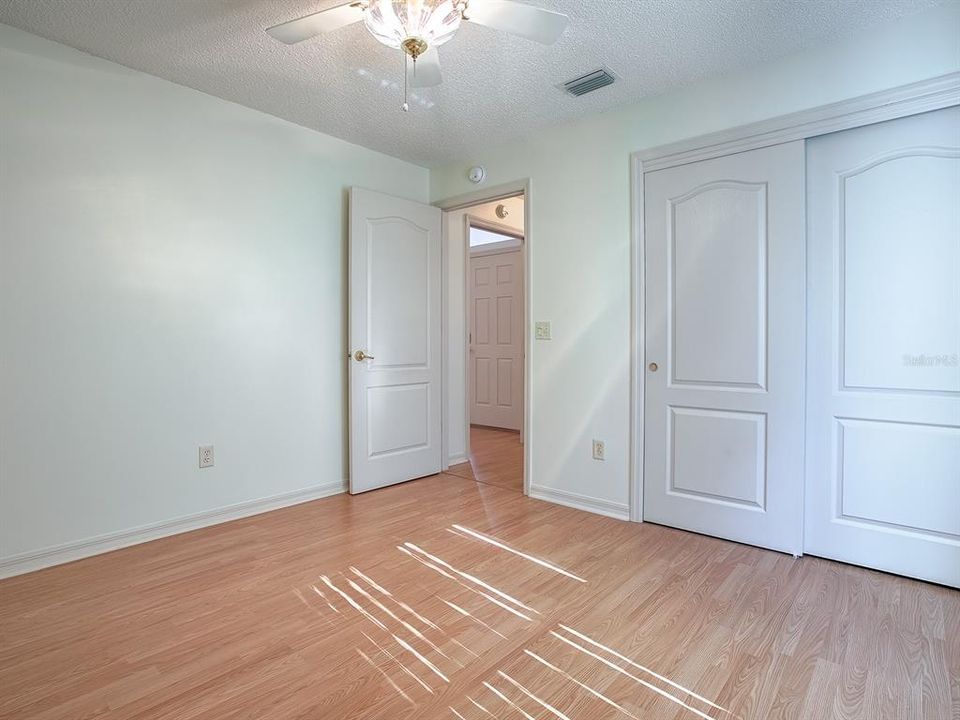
448, 524, 587, 582
294, 526, 730, 720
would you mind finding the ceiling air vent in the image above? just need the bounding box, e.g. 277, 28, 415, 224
562, 68, 616, 97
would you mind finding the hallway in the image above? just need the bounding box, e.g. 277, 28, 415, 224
447, 426, 523, 493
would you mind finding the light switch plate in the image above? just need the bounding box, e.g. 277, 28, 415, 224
199, 445, 214, 468
535, 321, 552, 340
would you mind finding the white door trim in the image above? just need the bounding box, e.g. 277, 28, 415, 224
637, 72, 960, 172
469, 239, 523, 257
437, 179, 533, 497
469, 216, 524, 240
629, 72, 960, 523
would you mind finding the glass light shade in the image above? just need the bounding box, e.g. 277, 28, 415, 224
363, 0, 462, 50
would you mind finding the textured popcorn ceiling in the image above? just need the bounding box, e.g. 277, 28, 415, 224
0, 0, 944, 166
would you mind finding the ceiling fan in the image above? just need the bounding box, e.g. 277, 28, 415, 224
266, 1, 569, 111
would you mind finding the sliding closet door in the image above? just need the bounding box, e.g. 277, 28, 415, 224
643, 141, 806, 554
805, 107, 960, 587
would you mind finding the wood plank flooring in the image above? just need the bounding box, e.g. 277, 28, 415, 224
446, 426, 523, 493
1, 472, 957, 719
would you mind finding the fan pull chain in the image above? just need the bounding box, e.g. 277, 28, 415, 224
402, 53, 410, 112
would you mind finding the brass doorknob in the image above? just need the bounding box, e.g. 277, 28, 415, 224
648, 362, 659, 372
354, 350, 375, 362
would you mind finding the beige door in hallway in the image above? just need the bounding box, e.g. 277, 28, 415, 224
470, 248, 523, 430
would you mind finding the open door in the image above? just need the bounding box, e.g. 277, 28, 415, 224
349, 188, 442, 494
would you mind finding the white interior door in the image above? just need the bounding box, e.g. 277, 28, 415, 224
643, 141, 806, 554
805, 107, 960, 587
470, 248, 523, 430
349, 188, 442, 494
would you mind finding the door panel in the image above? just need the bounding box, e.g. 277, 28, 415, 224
350, 188, 442, 493
368, 219, 429, 368
672, 182, 767, 389
643, 141, 806, 554
805, 107, 960, 587
669, 407, 767, 508
841, 151, 960, 393
470, 249, 522, 430
837, 419, 959, 538
367, 384, 429, 456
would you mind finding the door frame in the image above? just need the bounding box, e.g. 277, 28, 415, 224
629, 72, 960, 523
436, 180, 532, 496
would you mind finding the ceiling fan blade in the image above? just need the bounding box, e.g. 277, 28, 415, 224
266, 2, 364, 45
465, 0, 569, 44
408, 48, 442, 88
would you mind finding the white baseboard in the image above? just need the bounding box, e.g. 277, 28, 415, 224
529, 484, 630, 521
0, 480, 348, 579
446, 454, 469, 467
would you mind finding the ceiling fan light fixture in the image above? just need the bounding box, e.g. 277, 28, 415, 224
266, 0, 569, 110
363, 0, 463, 56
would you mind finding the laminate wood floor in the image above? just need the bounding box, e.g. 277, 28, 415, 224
1, 473, 957, 719
446, 426, 523, 493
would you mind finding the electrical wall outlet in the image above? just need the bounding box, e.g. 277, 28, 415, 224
592, 439, 605, 461
535, 321, 552, 340
199, 445, 215, 468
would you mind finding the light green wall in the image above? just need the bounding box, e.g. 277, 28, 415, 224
0, 23, 428, 567
430, 3, 960, 510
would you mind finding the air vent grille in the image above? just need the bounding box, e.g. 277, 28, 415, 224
563, 68, 615, 97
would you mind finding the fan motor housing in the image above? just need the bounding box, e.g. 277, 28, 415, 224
401, 37, 428, 59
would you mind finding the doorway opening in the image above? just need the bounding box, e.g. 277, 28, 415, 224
442, 193, 527, 494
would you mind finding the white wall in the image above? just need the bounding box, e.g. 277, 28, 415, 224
430, 4, 960, 515
0, 24, 429, 573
